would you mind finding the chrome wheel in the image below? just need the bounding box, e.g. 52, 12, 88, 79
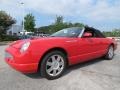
108, 46, 114, 58
46, 55, 64, 76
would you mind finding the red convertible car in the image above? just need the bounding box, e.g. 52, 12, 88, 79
5, 26, 117, 80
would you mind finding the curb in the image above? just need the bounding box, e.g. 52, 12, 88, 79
0, 41, 13, 46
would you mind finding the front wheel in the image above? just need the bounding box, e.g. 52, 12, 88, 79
105, 45, 114, 60
39, 51, 67, 80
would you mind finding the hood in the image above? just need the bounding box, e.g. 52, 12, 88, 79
29, 36, 64, 39
9, 37, 70, 49
30, 37, 70, 42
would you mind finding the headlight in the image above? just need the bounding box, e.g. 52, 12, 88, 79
20, 42, 30, 53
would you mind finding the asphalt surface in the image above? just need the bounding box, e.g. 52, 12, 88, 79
0, 44, 120, 90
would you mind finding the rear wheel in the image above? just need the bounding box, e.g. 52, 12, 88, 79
105, 45, 114, 60
39, 50, 67, 80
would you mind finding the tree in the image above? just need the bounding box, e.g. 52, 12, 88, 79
0, 11, 16, 39
55, 15, 63, 24
73, 23, 84, 27
51, 16, 69, 33
36, 15, 85, 34
103, 29, 120, 37
24, 13, 35, 32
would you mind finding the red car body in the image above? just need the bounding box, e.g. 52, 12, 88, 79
5, 27, 117, 74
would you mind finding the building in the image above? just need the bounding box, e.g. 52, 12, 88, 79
7, 25, 23, 36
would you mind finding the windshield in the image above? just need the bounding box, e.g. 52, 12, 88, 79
50, 27, 82, 37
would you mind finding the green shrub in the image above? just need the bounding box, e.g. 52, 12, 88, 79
0, 35, 19, 41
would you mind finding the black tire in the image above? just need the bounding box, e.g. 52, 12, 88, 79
105, 45, 114, 60
39, 50, 67, 80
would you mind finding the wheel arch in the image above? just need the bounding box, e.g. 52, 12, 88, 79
110, 43, 115, 50
37, 47, 69, 72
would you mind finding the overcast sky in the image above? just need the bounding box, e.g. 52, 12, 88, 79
0, 0, 120, 31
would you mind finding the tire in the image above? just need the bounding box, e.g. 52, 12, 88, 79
39, 50, 67, 80
105, 45, 114, 60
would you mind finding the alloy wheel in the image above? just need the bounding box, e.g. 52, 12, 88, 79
46, 55, 64, 76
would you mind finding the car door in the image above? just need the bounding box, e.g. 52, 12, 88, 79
94, 37, 109, 55
89, 37, 104, 57
76, 37, 96, 63
95, 30, 109, 54
66, 37, 94, 65
77, 31, 102, 63
90, 30, 108, 57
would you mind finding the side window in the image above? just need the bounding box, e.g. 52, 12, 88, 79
96, 30, 106, 38
82, 31, 93, 38
93, 30, 105, 38
92, 31, 99, 37
83, 27, 105, 38
83, 31, 99, 38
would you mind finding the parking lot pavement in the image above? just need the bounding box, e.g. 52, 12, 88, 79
0, 44, 120, 90
0, 45, 9, 69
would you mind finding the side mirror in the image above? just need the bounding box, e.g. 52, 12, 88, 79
83, 32, 92, 37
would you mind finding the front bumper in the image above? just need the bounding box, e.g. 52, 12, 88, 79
5, 46, 38, 73
5, 58, 38, 73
